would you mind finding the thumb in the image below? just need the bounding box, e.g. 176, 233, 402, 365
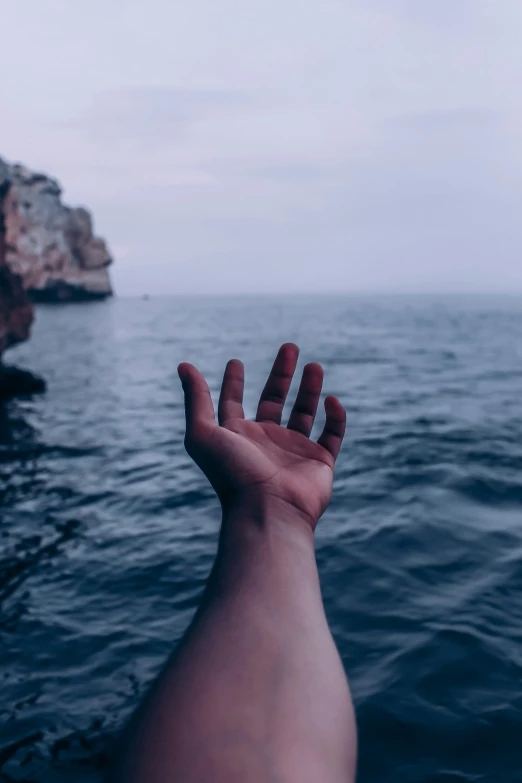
178, 363, 216, 438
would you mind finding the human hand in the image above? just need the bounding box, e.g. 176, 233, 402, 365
178, 343, 346, 530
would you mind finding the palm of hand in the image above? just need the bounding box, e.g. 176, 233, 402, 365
179, 344, 346, 529
202, 418, 335, 524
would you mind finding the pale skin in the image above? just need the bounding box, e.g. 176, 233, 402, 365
106, 343, 357, 783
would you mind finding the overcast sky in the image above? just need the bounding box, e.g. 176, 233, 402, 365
1, 0, 521, 295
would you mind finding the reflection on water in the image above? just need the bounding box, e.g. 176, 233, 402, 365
2, 296, 522, 782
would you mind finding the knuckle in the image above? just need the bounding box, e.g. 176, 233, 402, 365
263, 392, 285, 404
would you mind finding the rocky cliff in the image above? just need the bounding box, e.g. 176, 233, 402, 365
0, 160, 34, 355
0, 156, 113, 302
0, 159, 45, 398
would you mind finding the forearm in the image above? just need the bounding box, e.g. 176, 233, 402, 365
108, 501, 356, 783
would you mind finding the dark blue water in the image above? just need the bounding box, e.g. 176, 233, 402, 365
1, 295, 522, 782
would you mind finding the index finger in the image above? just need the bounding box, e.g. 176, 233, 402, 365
178, 363, 216, 437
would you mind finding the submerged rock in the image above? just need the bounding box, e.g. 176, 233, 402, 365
0, 156, 113, 302
0, 363, 46, 401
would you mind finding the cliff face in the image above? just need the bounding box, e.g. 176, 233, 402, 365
0, 160, 45, 397
0, 157, 113, 302
0, 160, 34, 356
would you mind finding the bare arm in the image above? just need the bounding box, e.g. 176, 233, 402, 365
106, 343, 357, 783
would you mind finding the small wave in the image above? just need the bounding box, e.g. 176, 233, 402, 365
450, 474, 522, 507
0, 518, 81, 611
0, 443, 103, 464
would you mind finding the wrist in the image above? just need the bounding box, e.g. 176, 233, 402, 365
214, 494, 318, 584
222, 491, 316, 545
210, 495, 316, 595
201, 492, 321, 613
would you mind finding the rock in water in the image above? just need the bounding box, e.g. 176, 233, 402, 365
0, 156, 113, 302
0, 260, 34, 354
0, 364, 46, 401
0, 160, 46, 399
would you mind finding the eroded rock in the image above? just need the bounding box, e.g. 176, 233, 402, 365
0, 160, 45, 399
0, 157, 113, 302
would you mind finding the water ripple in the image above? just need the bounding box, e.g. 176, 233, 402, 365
2, 295, 522, 782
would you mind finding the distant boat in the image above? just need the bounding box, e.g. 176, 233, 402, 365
142, 294, 150, 300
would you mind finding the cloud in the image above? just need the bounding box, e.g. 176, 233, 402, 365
66, 89, 253, 141
393, 108, 503, 132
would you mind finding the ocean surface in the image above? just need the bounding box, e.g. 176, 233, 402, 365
1, 295, 522, 782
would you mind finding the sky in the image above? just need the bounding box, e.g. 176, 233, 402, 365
1, 0, 521, 295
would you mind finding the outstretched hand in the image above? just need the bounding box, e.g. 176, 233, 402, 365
178, 343, 346, 529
